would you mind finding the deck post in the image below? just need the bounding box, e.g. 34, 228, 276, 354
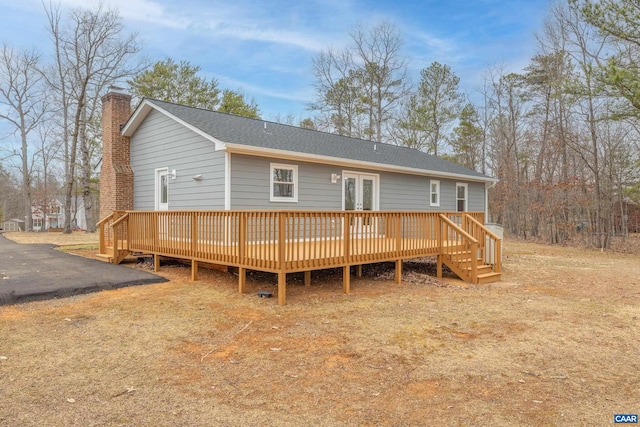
343, 212, 350, 264
190, 211, 197, 257
191, 260, 198, 281
278, 272, 286, 306
239, 212, 246, 265
238, 267, 246, 293
471, 241, 478, 284
395, 259, 402, 284
436, 214, 443, 278
343, 265, 350, 294
395, 213, 402, 254
152, 213, 158, 254
277, 212, 287, 305
304, 270, 311, 286
154, 254, 160, 272
355, 265, 362, 278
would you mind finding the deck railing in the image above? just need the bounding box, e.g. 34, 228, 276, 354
463, 213, 502, 273
98, 210, 498, 304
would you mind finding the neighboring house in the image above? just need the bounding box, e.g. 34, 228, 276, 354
31, 199, 63, 231
30, 198, 87, 231
1, 218, 24, 232
105, 95, 496, 215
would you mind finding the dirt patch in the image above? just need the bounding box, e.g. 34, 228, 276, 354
1, 237, 639, 426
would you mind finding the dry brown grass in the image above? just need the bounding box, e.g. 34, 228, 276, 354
3, 231, 99, 246
1, 237, 639, 426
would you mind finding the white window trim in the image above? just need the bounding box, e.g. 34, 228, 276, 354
456, 182, 468, 212
270, 163, 298, 203
430, 179, 440, 207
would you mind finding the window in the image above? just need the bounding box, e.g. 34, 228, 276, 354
160, 174, 168, 204
270, 163, 298, 202
430, 180, 440, 207
456, 183, 468, 212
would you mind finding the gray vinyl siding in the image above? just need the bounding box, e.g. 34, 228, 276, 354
468, 181, 485, 211
230, 154, 341, 210
130, 109, 225, 210
379, 173, 485, 212
379, 172, 429, 211
230, 153, 485, 212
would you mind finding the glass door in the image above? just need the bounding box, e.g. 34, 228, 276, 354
155, 168, 169, 211
343, 172, 378, 236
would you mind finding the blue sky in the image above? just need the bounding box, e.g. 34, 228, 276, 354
0, 0, 552, 121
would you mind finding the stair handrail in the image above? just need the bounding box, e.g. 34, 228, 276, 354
439, 214, 478, 244
438, 214, 479, 283
111, 212, 130, 264
465, 214, 501, 241
464, 214, 501, 273
97, 211, 123, 255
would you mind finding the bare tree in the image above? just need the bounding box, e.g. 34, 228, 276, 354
310, 21, 408, 142
310, 48, 365, 137
555, 2, 613, 248
33, 119, 63, 230
0, 44, 47, 232
44, 3, 142, 233
351, 21, 408, 142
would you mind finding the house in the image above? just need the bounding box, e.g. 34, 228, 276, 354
28, 198, 87, 231
98, 91, 501, 305
31, 199, 63, 231
101, 93, 496, 215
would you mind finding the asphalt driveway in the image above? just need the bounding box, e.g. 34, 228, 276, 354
0, 234, 167, 305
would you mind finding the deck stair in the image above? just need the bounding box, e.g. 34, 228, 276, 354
440, 250, 501, 284
437, 214, 502, 285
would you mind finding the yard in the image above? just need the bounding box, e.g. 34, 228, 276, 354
1, 232, 639, 426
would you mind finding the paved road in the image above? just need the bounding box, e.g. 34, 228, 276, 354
0, 234, 167, 305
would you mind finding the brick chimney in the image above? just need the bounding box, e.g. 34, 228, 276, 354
99, 91, 133, 218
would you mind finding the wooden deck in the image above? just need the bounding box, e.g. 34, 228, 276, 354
98, 210, 501, 305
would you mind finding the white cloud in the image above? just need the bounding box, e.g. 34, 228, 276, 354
219, 75, 313, 103
205, 23, 328, 52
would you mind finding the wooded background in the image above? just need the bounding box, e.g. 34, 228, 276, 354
1, 1, 638, 248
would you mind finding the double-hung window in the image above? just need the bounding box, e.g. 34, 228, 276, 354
430, 180, 440, 207
456, 183, 468, 212
270, 163, 298, 202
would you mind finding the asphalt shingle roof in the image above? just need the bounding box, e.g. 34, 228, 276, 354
145, 98, 491, 181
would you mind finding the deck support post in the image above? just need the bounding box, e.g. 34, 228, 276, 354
154, 254, 160, 272
304, 270, 311, 286
191, 260, 198, 281
395, 259, 402, 284
436, 255, 443, 278
356, 265, 362, 278
238, 267, 246, 293
343, 266, 350, 294
278, 272, 286, 306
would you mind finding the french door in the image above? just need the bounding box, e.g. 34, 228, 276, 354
343, 172, 378, 235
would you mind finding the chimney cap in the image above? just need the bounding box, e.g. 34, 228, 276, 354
107, 85, 129, 96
